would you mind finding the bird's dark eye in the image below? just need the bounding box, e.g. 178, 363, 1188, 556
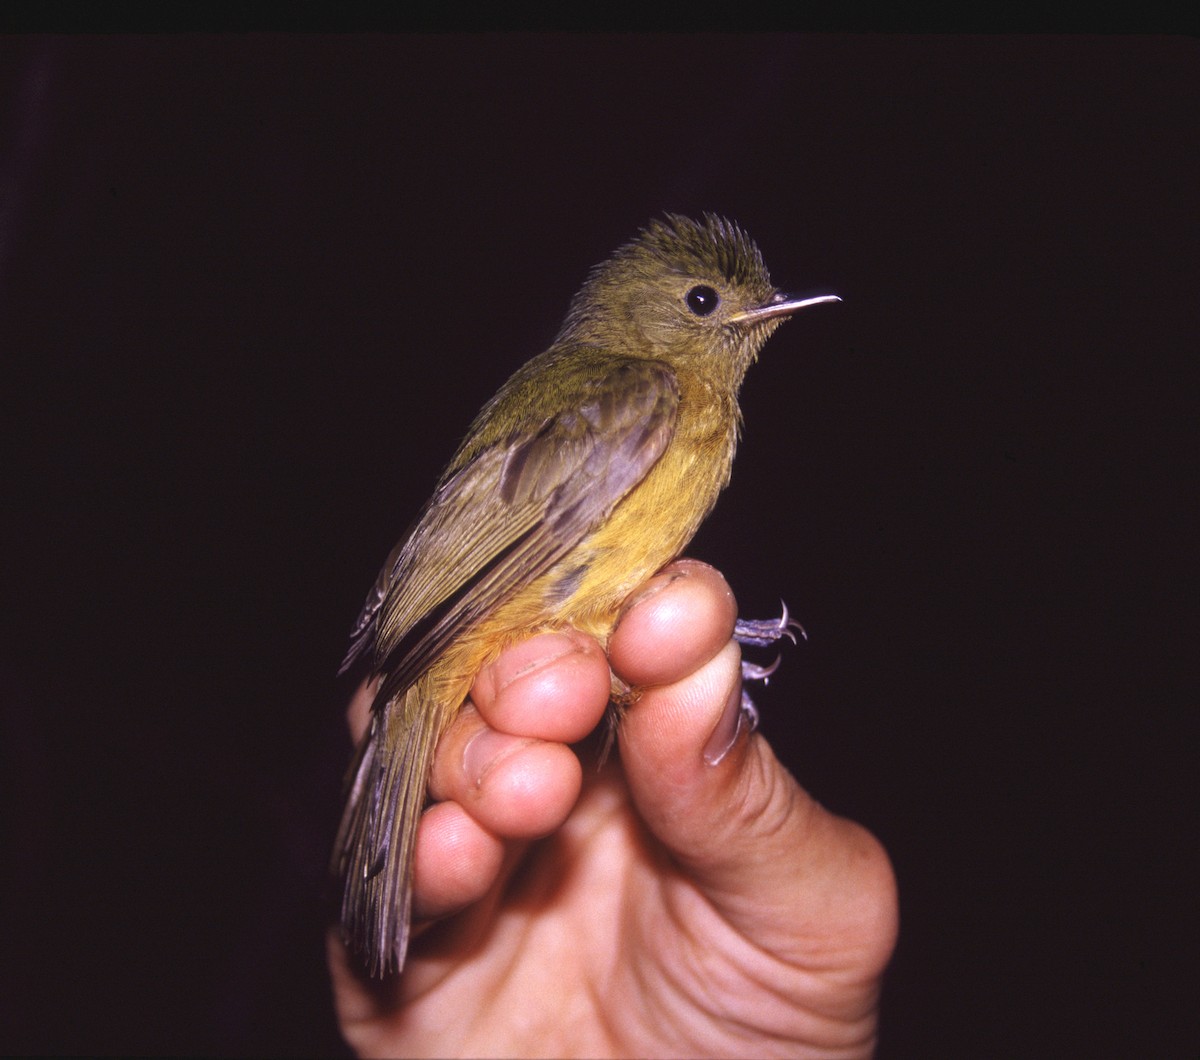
685, 285, 719, 316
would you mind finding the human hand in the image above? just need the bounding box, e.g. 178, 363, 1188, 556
328, 559, 898, 1058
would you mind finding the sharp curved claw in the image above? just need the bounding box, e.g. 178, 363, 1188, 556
781, 599, 808, 642
741, 654, 782, 683
734, 600, 806, 647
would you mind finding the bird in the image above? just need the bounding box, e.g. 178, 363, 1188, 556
333, 213, 839, 976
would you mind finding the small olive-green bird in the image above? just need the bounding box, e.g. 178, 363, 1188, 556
334, 214, 838, 976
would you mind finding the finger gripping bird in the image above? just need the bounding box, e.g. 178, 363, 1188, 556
334, 214, 838, 975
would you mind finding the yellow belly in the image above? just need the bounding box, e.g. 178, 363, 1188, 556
441, 439, 729, 694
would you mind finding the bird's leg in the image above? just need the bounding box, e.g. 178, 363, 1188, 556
735, 601, 805, 731
600, 672, 640, 766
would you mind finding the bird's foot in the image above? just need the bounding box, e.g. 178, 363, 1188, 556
734, 601, 806, 647
735, 601, 805, 732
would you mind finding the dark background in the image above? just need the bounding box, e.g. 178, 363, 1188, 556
2, 34, 1195, 1057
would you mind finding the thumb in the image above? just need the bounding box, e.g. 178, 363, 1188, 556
610, 560, 897, 970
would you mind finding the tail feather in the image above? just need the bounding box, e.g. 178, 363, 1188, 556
333, 683, 443, 976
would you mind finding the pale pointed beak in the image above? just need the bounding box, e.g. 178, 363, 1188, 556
729, 291, 841, 325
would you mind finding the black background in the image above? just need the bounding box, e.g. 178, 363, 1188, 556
3, 34, 1195, 1056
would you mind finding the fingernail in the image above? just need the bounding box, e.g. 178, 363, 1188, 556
463, 727, 529, 788
616, 567, 690, 625
488, 633, 583, 693
703, 681, 746, 766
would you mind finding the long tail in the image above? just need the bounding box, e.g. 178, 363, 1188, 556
332, 680, 443, 976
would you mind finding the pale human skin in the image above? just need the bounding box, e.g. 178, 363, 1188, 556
328, 559, 899, 1058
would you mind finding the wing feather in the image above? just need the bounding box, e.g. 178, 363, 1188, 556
345, 355, 679, 706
